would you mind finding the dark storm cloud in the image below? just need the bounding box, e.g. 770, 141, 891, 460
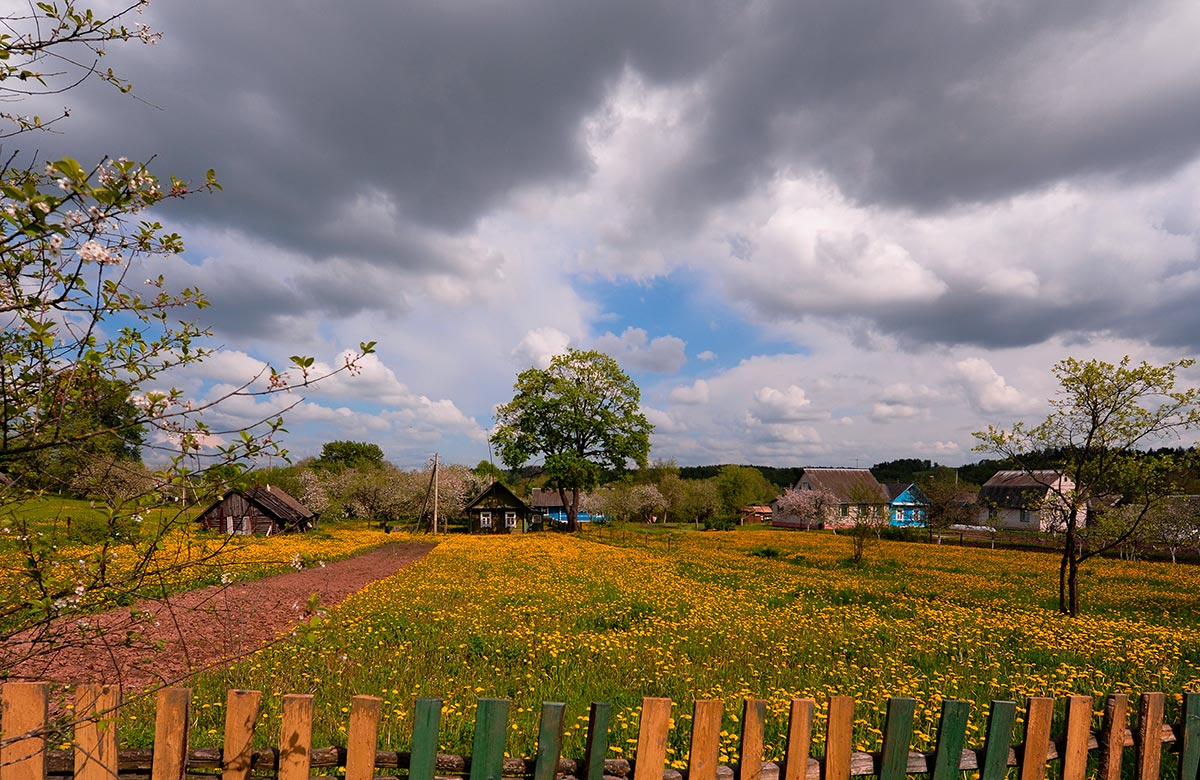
657, 0, 1200, 218
22, 0, 1200, 354
32, 0, 735, 263
35, 0, 1200, 247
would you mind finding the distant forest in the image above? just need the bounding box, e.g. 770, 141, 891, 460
682, 447, 1200, 491
509, 446, 1200, 493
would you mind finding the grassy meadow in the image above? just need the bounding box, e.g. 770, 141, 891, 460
0, 497, 400, 631
109, 529, 1200, 765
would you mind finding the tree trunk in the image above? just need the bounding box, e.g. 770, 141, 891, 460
568, 486, 581, 532
1059, 526, 1081, 616
1067, 543, 1080, 617
1058, 544, 1069, 614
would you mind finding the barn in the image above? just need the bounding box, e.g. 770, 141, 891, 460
196, 486, 316, 535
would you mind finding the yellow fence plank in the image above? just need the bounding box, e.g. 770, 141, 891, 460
0, 682, 49, 780
150, 688, 190, 780
74, 685, 119, 780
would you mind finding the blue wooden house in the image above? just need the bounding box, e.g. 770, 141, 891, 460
529, 488, 607, 525
883, 482, 930, 527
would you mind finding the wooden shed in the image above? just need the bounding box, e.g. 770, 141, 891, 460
196, 486, 316, 535
463, 482, 534, 534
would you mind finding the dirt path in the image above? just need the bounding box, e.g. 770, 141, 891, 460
9, 542, 434, 691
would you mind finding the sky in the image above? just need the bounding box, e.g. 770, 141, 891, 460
20, 0, 1200, 469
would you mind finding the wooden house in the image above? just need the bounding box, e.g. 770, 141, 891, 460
976, 470, 1082, 532
774, 468, 889, 529
464, 482, 534, 534
196, 486, 316, 535
883, 482, 930, 527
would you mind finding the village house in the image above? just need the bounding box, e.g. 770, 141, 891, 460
774, 467, 890, 529
528, 488, 607, 526
196, 485, 316, 535
976, 470, 1083, 532
883, 482, 930, 527
464, 482, 535, 534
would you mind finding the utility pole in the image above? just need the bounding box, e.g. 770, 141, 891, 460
431, 452, 439, 536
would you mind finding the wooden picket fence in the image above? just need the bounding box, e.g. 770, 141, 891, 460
2, 683, 1199, 780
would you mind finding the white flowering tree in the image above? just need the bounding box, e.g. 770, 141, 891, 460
775, 487, 838, 529
0, 2, 374, 677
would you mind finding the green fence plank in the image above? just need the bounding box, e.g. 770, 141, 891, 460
533, 703, 567, 780
409, 698, 443, 780
585, 702, 613, 780
981, 701, 1017, 780
931, 700, 971, 780
470, 699, 511, 780
878, 698, 916, 780
1182, 694, 1200, 780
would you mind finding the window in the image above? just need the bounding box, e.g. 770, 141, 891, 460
839, 505, 849, 517
505, 511, 517, 528
480, 511, 493, 528
1019, 509, 1032, 524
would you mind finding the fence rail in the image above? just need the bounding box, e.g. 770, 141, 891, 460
2, 684, 1198, 780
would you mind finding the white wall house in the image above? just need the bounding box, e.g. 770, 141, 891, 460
976, 470, 1084, 532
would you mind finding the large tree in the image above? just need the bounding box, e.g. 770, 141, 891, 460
975, 357, 1200, 616
314, 440, 387, 471
491, 349, 652, 531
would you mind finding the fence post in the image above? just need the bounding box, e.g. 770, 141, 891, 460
878, 698, 916, 780
470, 699, 510, 780
278, 694, 314, 780
1136, 693, 1165, 780
346, 696, 382, 780
688, 700, 723, 780
584, 702, 612, 780
633, 698, 672, 780
782, 699, 814, 780
533, 703, 566, 780
1061, 696, 1093, 780
1019, 697, 1055, 780
0, 682, 49, 780
1098, 694, 1129, 780
825, 696, 855, 780
151, 688, 191, 780
930, 700, 970, 780
740, 699, 766, 780
222, 689, 262, 780
980, 701, 1016, 780
410, 698, 444, 780
74, 685, 119, 780
1181, 693, 1200, 780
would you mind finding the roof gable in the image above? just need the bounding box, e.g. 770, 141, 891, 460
464, 482, 532, 513
796, 468, 889, 503
885, 482, 930, 506
978, 470, 1067, 510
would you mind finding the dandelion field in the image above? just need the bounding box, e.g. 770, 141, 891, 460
138, 531, 1200, 766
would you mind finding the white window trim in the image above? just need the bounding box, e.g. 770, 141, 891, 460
480, 511, 493, 528
504, 511, 517, 528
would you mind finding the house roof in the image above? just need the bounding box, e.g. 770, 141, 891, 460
464, 481, 532, 513
884, 482, 931, 506
246, 485, 314, 523
739, 505, 774, 513
528, 488, 564, 510
978, 470, 1063, 510
197, 485, 313, 528
797, 468, 889, 503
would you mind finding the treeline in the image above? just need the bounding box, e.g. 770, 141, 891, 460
869, 448, 1200, 492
